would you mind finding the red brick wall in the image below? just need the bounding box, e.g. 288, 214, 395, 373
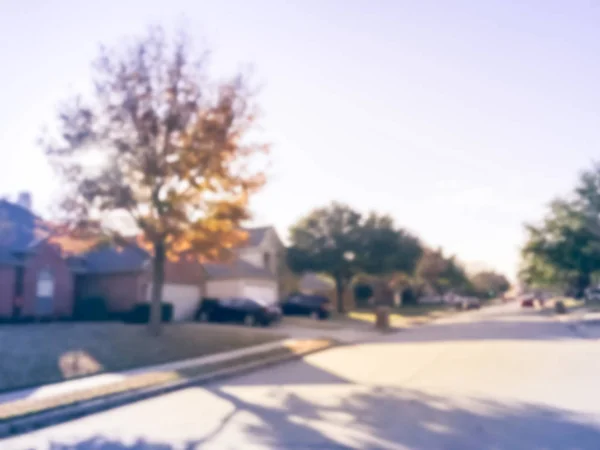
77, 271, 146, 313
0, 266, 15, 317
22, 242, 74, 318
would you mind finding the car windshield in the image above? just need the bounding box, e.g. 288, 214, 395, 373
252, 298, 272, 307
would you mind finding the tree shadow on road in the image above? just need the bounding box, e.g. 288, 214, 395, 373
39, 384, 600, 450
392, 318, 584, 343
206, 385, 600, 449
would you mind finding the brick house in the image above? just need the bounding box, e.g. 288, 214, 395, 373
0, 197, 205, 321
74, 245, 205, 320
0, 197, 74, 319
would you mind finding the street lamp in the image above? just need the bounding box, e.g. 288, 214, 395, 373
343, 251, 355, 262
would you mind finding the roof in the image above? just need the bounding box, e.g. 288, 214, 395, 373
203, 258, 275, 280
299, 272, 334, 292
80, 245, 149, 274
241, 226, 271, 247
0, 200, 50, 253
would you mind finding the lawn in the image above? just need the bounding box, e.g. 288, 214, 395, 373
344, 304, 455, 328
0, 322, 283, 393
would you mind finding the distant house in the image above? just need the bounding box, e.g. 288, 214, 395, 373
204, 226, 283, 303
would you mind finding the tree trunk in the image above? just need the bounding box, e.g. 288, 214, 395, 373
149, 240, 166, 336
576, 272, 591, 298
335, 277, 345, 314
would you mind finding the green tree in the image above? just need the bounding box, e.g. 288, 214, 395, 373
521, 197, 600, 296
414, 248, 472, 296
43, 27, 268, 334
287, 203, 422, 313
470, 271, 510, 298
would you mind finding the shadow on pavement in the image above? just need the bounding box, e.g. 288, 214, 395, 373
223, 357, 352, 386
392, 318, 581, 343
40, 385, 600, 449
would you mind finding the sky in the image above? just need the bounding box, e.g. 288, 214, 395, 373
2, 0, 600, 278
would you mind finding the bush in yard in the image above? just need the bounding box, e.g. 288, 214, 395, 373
73, 296, 109, 321
125, 303, 173, 324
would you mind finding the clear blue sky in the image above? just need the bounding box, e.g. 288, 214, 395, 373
2, 0, 600, 278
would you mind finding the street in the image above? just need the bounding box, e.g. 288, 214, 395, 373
4, 303, 600, 449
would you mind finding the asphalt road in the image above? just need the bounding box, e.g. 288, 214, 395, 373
4, 303, 600, 450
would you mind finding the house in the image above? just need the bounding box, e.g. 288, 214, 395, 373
204, 226, 284, 303
70, 244, 206, 321
0, 194, 286, 319
0, 196, 205, 321
0, 196, 75, 319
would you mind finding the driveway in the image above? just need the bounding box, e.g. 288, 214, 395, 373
3, 303, 600, 449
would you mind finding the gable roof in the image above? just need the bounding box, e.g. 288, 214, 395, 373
240, 226, 271, 247
299, 272, 335, 292
203, 258, 274, 280
0, 200, 50, 253
80, 245, 149, 274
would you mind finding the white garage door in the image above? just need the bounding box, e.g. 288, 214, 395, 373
241, 282, 277, 305
149, 283, 201, 321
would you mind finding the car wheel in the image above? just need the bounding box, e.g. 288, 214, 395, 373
198, 312, 210, 322
310, 311, 319, 320
243, 314, 256, 327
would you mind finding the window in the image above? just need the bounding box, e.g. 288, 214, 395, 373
263, 252, 271, 270
14, 265, 24, 297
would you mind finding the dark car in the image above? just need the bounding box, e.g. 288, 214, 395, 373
463, 298, 481, 310
521, 295, 535, 308
196, 297, 281, 327
281, 294, 332, 320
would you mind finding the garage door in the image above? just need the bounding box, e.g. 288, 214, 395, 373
241, 282, 277, 305
149, 283, 201, 321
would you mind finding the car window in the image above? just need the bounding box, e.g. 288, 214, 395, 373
219, 298, 243, 307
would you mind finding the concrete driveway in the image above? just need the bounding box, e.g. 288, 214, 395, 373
3, 303, 600, 449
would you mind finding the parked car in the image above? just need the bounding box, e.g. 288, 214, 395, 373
463, 298, 481, 310
521, 295, 535, 308
281, 294, 332, 320
454, 297, 480, 310
196, 297, 281, 327
585, 288, 600, 303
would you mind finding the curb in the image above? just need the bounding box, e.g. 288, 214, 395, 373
0, 341, 337, 440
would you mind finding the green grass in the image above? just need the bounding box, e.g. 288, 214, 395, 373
344, 303, 455, 328
0, 322, 283, 393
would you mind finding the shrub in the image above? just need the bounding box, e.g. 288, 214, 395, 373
124, 303, 173, 324
73, 296, 109, 321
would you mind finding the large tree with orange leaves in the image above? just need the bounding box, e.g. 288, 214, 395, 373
43, 27, 268, 334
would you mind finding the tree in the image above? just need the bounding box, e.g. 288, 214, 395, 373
521, 165, 600, 296
287, 203, 362, 313
470, 271, 510, 298
358, 212, 423, 275
414, 248, 472, 295
43, 27, 268, 334
287, 203, 422, 312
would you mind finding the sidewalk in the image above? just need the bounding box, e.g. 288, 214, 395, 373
0, 338, 336, 438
